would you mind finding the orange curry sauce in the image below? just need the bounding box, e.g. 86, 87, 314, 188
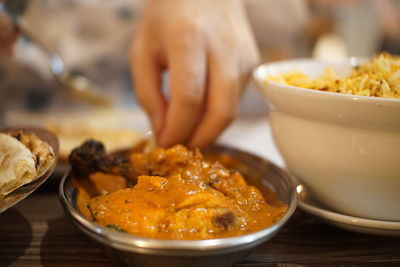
74, 144, 287, 240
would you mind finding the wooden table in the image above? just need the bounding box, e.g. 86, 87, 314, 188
1, 180, 400, 267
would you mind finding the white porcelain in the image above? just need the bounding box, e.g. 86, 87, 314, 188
253, 58, 400, 221
296, 183, 400, 236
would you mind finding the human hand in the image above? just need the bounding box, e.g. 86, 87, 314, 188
130, 0, 259, 148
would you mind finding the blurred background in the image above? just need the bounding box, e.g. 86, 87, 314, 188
1, 0, 400, 135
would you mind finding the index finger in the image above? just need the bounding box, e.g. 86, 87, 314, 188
130, 34, 167, 137
158, 36, 207, 147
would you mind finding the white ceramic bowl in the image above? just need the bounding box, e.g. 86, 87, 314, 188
253, 58, 400, 221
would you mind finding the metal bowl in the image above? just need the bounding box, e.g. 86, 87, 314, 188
59, 145, 297, 267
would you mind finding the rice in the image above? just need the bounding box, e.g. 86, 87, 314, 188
267, 53, 400, 98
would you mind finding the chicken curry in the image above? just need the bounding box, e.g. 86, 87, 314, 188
69, 140, 287, 240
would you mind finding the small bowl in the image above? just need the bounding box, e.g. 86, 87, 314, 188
59, 145, 296, 267
253, 58, 400, 221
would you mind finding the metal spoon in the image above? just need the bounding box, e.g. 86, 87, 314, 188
1, 2, 112, 107
0, 127, 59, 213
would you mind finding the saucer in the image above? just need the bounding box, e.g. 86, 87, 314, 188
296, 184, 400, 236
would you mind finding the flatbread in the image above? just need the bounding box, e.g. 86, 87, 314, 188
8, 130, 55, 178
0, 133, 37, 196
0, 131, 55, 196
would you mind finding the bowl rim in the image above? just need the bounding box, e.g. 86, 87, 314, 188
253, 57, 400, 104
58, 145, 297, 256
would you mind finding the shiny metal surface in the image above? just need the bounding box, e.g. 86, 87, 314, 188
59, 145, 297, 266
0, 127, 59, 213
2, 1, 111, 107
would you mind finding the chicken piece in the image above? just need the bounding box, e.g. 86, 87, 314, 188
89, 172, 127, 196
129, 145, 196, 177
69, 140, 134, 180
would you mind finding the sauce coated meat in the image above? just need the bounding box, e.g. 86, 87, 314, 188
71, 142, 287, 240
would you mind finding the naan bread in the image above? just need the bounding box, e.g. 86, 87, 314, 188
8, 130, 55, 178
0, 131, 55, 196
0, 133, 37, 196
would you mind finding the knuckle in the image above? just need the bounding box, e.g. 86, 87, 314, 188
169, 22, 203, 49
176, 20, 202, 36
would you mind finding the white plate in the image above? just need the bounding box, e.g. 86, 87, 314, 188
296, 183, 400, 236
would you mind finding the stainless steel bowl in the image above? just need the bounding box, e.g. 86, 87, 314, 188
59, 145, 297, 267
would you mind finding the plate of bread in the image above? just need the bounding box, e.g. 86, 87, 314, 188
0, 127, 59, 212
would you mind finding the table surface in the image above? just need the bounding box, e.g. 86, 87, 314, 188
2, 185, 400, 267
1, 115, 400, 266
